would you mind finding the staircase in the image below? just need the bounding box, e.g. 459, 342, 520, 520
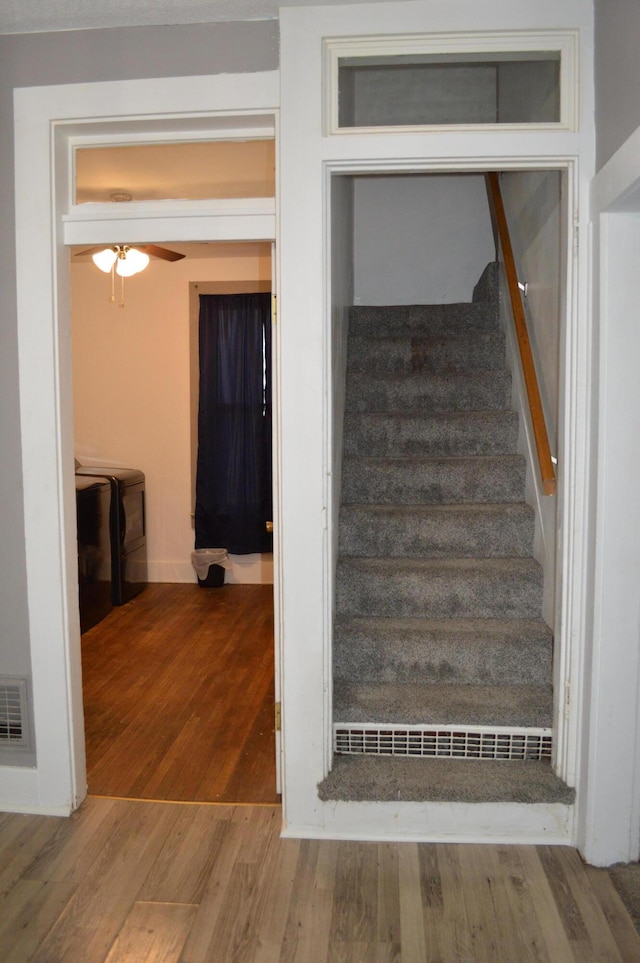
319, 264, 573, 805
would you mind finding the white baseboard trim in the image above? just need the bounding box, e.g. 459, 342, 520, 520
147, 560, 195, 583
0, 765, 73, 816
282, 800, 574, 845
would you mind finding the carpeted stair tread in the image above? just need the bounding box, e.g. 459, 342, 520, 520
344, 410, 519, 457
339, 503, 535, 558
333, 680, 552, 728
330, 262, 555, 801
317, 756, 575, 804
341, 455, 528, 505
346, 369, 512, 412
333, 617, 553, 685
336, 556, 543, 619
349, 300, 499, 338
347, 331, 506, 373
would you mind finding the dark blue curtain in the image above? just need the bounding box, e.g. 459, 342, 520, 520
195, 293, 272, 555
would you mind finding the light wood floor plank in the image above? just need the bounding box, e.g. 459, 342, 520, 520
1, 798, 640, 962
516, 845, 582, 962
583, 862, 640, 962
493, 846, 553, 963
456, 843, 503, 962
376, 842, 401, 947
137, 804, 234, 904
0, 813, 67, 896
398, 843, 428, 963
281, 839, 335, 963
553, 846, 628, 962
180, 806, 278, 963
479, 845, 539, 963
434, 842, 476, 962
416, 844, 446, 963
0, 878, 78, 963
23, 796, 119, 884
30, 802, 179, 963
251, 831, 300, 947
330, 841, 379, 944
103, 901, 198, 963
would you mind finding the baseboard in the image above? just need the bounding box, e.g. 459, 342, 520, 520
282, 799, 574, 845
0, 765, 73, 816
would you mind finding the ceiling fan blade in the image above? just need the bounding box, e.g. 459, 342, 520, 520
74, 244, 185, 261
133, 244, 185, 262
74, 245, 115, 257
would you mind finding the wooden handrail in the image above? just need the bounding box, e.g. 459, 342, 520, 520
485, 172, 556, 496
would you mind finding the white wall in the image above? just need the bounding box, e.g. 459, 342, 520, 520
498, 170, 564, 626
71, 244, 272, 583
330, 175, 355, 591
353, 174, 495, 304
595, 0, 640, 170
501, 171, 564, 445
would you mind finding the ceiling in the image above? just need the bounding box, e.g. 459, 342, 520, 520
75, 140, 276, 203
0, 0, 383, 34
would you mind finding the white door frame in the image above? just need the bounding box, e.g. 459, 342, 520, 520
8, 71, 280, 816
325, 155, 580, 781
576, 126, 640, 865
278, 0, 595, 845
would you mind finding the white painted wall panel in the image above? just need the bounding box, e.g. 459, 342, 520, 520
354, 174, 495, 305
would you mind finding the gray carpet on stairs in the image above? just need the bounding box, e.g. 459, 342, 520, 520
318, 756, 575, 804
333, 617, 552, 685
324, 262, 568, 805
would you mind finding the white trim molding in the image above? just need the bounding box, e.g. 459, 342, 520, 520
324, 29, 578, 135
577, 131, 640, 864
280, 0, 594, 846
11, 70, 279, 816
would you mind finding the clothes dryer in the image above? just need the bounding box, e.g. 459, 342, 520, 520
76, 466, 147, 605
75, 475, 112, 631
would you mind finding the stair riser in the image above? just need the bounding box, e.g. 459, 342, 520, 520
344, 412, 519, 457
346, 370, 511, 412
333, 680, 552, 728
349, 302, 498, 338
347, 333, 506, 373
341, 456, 527, 504
339, 507, 535, 558
336, 563, 543, 619
333, 636, 552, 686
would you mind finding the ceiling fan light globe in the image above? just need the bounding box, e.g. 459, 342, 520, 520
92, 248, 118, 272
115, 249, 150, 277
118, 248, 150, 276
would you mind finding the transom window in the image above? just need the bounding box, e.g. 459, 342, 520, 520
325, 31, 577, 134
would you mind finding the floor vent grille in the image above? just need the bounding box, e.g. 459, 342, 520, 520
0, 679, 29, 748
334, 723, 552, 761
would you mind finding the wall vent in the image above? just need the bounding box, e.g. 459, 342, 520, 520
0, 679, 30, 749
334, 723, 552, 761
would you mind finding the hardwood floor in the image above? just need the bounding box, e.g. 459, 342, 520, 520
0, 797, 639, 962
81, 583, 278, 804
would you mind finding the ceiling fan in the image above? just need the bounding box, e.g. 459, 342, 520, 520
75, 243, 185, 276
75, 243, 186, 306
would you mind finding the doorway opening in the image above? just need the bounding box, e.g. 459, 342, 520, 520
327, 166, 570, 790
70, 233, 278, 804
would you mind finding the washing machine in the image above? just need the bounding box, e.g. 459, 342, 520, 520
76, 466, 148, 605
76, 475, 113, 632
